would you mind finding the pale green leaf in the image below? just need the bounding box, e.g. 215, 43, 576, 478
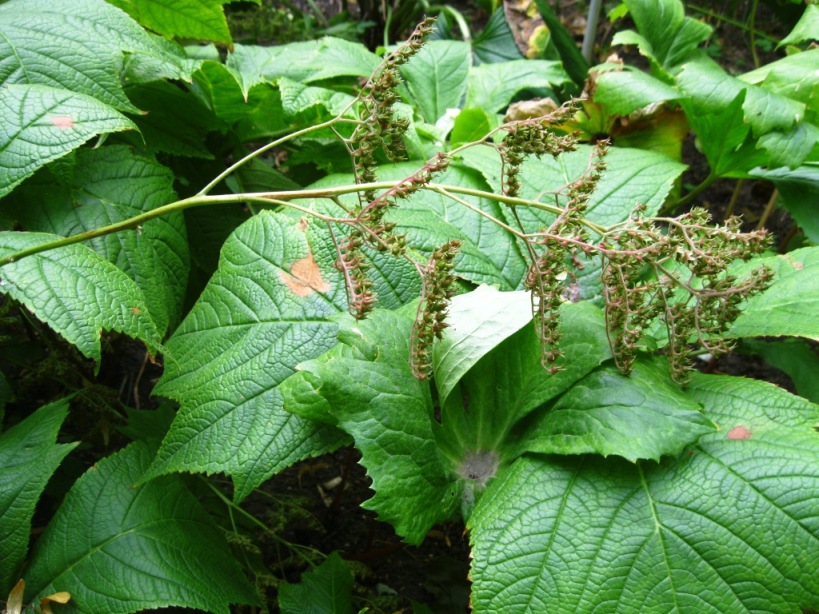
0, 0, 195, 111
6, 146, 189, 336
779, 4, 819, 47
465, 60, 570, 114
227, 39, 380, 97
0, 84, 136, 200
433, 286, 533, 408
281, 309, 458, 544
279, 552, 354, 614
727, 246, 819, 341
594, 69, 684, 116
0, 399, 76, 596
400, 40, 471, 123
106, 0, 236, 44
143, 211, 350, 501
25, 441, 259, 614
438, 301, 611, 460
469, 375, 819, 612
0, 232, 162, 362
518, 360, 715, 462
450, 108, 494, 146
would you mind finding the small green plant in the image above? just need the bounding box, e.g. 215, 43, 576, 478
1, 0, 818, 612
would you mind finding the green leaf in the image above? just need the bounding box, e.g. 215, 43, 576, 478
0, 232, 162, 363
6, 146, 189, 336
469, 375, 819, 612
400, 40, 471, 123
438, 301, 611, 460
105, 0, 237, 44
594, 69, 684, 117
143, 211, 349, 501
281, 309, 459, 544
191, 61, 252, 125
532, 0, 589, 86
279, 552, 354, 614
0, 84, 136, 200
752, 163, 819, 243
727, 246, 819, 341
123, 80, 221, 158
433, 286, 533, 408
676, 55, 805, 137
450, 108, 494, 146
740, 49, 819, 119
743, 339, 819, 404
227, 39, 380, 97
278, 77, 357, 123
471, 8, 524, 64
683, 90, 761, 177
0, 399, 76, 596
517, 360, 715, 462
25, 441, 259, 613
779, 4, 819, 47
465, 60, 571, 114
0, 0, 195, 111
617, 0, 712, 71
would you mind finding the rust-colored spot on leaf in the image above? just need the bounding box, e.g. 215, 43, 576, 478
727, 425, 752, 440
131, 307, 141, 315
50, 115, 74, 129
296, 218, 309, 231
279, 253, 330, 297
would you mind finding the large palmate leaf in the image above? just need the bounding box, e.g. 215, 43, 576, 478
0, 84, 136, 199
6, 146, 189, 336
106, 0, 243, 45
24, 441, 258, 614
594, 69, 685, 117
400, 40, 471, 123
0, 399, 76, 596
280, 308, 459, 544
0, 232, 161, 362
469, 375, 819, 612
517, 360, 715, 462
0, 0, 194, 111
727, 246, 819, 341
143, 211, 350, 501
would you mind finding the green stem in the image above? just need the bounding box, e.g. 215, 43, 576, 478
0, 174, 613, 268
665, 173, 718, 214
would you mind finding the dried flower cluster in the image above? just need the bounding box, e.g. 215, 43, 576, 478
410, 239, 461, 379
499, 105, 578, 198
521, 142, 608, 372
325, 19, 772, 383
600, 208, 771, 381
